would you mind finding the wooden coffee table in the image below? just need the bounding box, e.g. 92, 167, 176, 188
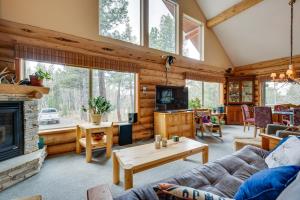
112, 137, 209, 190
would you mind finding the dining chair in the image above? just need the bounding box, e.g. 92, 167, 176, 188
241, 105, 254, 132
274, 104, 291, 125
254, 106, 273, 137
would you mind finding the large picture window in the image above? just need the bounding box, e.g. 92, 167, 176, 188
24, 61, 89, 130
148, 0, 177, 53
99, 0, 141, 45
182, 15, 203, 60
24, 60, 136, 131
186, 80, 221, 108
264, 82, 300, 106
92, 69, 135, 122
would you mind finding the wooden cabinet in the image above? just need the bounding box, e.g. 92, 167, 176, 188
227, 76, 254, 105
226, 105, 243, 125
154, 111, 194, 139
226, 76, 255, 125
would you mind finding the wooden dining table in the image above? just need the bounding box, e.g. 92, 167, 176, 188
272, 110, 294, 126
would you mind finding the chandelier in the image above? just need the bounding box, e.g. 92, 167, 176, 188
271, 0, 298, 83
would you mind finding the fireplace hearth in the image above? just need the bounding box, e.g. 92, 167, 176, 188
0, 102, 24, 162
0, 92, 47, 192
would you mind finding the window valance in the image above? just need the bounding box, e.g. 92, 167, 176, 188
185, 72, 225, 83
15, 44, 139, 73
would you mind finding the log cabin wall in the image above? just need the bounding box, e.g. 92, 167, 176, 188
0, 0, 232, 154
0, 24, 227, 155
0, 0, 233, 154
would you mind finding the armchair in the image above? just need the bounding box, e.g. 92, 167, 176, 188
266, 124, 300, 138
194, 109, 222, 139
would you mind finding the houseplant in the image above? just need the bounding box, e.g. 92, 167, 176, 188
29, 68, 51, 86
82, 96, 112, 125
189, 97, 201, 109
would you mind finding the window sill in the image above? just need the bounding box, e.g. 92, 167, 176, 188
38, 127, 76, 135
38, 122, 127, 135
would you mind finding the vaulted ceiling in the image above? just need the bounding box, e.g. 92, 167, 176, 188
196, 0, 300, 67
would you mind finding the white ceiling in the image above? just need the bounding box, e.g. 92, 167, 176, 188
196, 0, 242, 19
196, 0, 300, 67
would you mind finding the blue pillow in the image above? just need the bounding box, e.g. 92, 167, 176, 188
271, 136, 300, 152
234, 166, 300, 200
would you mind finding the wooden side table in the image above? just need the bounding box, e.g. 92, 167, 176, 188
76, 122, 113, 163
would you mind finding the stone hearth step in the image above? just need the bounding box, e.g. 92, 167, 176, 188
0, 147, 47, 191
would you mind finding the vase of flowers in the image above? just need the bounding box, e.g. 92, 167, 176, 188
29, 68, 51, 86
82, 96, 112, 125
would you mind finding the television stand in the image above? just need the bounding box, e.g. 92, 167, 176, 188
154, 110, 195, 139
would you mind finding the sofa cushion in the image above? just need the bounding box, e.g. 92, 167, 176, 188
115, 145, 268, 200
234, 166, 300, 200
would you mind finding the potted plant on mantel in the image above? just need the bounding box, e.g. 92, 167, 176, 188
82, 96, 112, 125
29, 68, 51, 87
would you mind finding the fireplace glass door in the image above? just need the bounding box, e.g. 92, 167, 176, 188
0, 102, 24, 161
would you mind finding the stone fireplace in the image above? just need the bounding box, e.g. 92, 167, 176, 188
0, 94, 46, 191
0, 102, 24, 162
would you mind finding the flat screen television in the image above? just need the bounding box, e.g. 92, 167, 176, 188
155, 85, 188, 111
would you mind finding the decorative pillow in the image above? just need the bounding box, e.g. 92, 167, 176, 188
266, 136, 300, 168
276, 172, 300, 200
202, 116, 210, 123
234, 166, 300, 200
154, 183, 233, 200
271, 135, 300, 152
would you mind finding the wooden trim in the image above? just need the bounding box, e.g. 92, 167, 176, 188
185, 72, 226, 83
136, 73, 141, 122
142, 0, 148, 48
0, 84, 49, 99
15, 58, 21, 82
261, 133, 282, 151
38, 127, 76, 135
178, 1, 183, 56
207, 0, 263, 28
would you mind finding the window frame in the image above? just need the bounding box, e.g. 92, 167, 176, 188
182, 14, 204, 61
262, 81, 300, 107
98, 0, 144, 46
147, 0, 179, 54
22, 59, 138, 131
186, 79, 222, 108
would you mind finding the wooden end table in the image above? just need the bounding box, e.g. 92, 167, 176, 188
76, 122, 113, 163
112, 137, 208, 190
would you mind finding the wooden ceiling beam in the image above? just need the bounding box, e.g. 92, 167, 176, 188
207, 0, 263, 28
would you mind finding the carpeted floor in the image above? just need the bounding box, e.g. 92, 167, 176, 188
0, 125, 254, 200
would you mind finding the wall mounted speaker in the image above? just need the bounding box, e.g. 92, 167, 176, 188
128, 113, 137, 123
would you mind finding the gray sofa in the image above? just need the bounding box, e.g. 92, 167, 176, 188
88, 145, 269, 200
